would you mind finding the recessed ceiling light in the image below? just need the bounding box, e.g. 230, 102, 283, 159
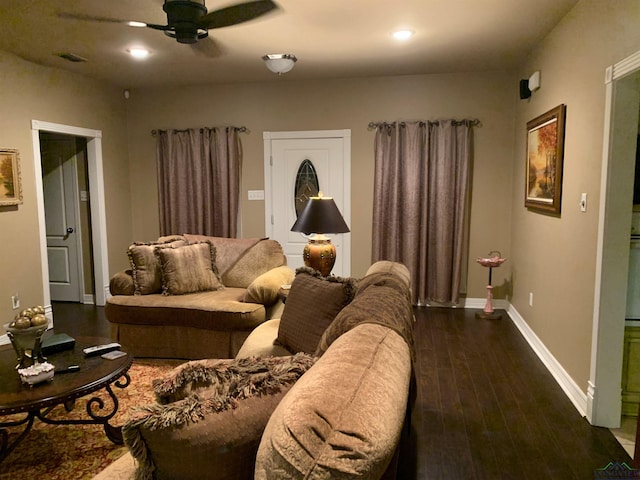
392, 29, 414, 41
128, 47, 150, 59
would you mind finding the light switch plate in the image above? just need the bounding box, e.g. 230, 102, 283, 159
580, 193, 587, 212
248, 190, 265, 201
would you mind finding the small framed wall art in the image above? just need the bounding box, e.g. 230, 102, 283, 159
0, 148, 23, 206
525, 104, 566, 214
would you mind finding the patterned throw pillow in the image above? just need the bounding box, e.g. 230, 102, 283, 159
123, 354, 316, 480
155, 241, 224, 295
127, 238, 186, 295
276, 268, 357, 355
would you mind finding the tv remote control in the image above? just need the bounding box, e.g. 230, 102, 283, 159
83, 342, 121, 357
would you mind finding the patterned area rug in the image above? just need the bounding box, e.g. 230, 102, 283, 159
0, 359, 182, 480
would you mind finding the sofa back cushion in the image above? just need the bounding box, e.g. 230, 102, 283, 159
276, 269, 356, 354
315, 270, 414, 358
183, 235, 287, 288
255, 323, 411, 479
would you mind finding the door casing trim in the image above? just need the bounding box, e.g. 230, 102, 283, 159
31, 120, 110, 314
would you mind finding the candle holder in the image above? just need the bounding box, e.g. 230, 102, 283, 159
475, 251, 506, 319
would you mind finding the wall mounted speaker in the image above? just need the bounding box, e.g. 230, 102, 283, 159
519, 79, 531, 99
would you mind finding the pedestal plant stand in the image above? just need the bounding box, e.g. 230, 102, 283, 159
476, 251, 506, 319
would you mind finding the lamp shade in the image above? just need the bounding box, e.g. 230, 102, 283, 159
291, 196, 349, 235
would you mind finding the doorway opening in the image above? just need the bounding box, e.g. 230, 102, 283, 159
40, 132, 95, 303
31, 120, 110, 324
590, 50, 640, 452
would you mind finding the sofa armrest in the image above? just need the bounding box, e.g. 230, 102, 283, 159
236, 319, 291, 359
109, 270, 135, 296
243, 265, 294, 306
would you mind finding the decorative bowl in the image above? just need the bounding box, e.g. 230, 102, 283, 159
476, 256, 506, 268
18, 362, 55, 386
476, 250, 506, 268
4, 322, 49, 369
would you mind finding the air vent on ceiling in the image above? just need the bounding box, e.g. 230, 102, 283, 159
57, 52, 88, 63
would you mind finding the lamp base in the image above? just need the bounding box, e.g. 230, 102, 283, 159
303, 239, 336, 277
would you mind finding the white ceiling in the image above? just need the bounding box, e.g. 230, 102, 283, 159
0, 0, 579, 88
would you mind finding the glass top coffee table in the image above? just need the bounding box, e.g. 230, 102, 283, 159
0, 335, 133, 463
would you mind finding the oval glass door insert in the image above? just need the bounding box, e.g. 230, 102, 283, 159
294, 159, 320, 216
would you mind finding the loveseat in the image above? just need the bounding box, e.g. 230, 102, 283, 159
119, 261, 415, 480
106, 234, 294, 359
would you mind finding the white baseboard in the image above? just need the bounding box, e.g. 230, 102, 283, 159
506, 303, 588, 417
83, 294, 95, 305
429, 298, 588, 418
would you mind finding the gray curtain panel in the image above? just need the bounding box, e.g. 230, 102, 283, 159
372, 120, 473, 305
156, 127, 242, 238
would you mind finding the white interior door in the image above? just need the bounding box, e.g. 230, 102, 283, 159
42, 140, 82, 302
264, 130, 351, 276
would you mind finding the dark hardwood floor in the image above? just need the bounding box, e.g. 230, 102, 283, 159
51, 301, 111, 338
50, 302, 631, 479
410, 307, 631, 479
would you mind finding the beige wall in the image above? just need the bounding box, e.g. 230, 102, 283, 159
510, 0, 640, 390
0, 52, 132, 331
5, 0, 635, 406
125, 71, 516, 285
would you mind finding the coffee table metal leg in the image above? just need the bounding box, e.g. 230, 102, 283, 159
0, 413, 35, 463
36, 372, 131, 445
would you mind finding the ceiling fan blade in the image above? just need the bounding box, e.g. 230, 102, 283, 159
190, 37, 225, 58
56, 12, 132, 25
198, 0, 279, 30
57, 11, 164, 30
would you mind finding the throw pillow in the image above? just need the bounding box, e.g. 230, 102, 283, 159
127, 238, 186, 295
276, 267, 357, 355
155, 241, 224, 295
122, 354, 316, 480
243, 265, 295, 306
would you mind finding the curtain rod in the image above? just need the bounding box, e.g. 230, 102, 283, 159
151, 126, 247, 136
367, 119, 480, 130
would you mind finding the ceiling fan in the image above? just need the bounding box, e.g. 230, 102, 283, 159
58, 0, 279, 45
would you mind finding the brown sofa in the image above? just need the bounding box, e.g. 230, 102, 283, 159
105, 234, 294, 359
119, 261, 415, 480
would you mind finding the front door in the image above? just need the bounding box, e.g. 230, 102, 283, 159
41, 134, 82, 302
264, 130, 351, 276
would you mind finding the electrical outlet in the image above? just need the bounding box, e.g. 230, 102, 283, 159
529, 292, 533, 307
11, 294, 20, 309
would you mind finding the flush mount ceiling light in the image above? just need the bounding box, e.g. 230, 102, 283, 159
262, 53, 297, 75
128, 47, 150, 59
392, 29, 414, 41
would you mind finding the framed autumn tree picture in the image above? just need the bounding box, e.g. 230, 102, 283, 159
0, 148, 22, 206
525, 104, 566, 214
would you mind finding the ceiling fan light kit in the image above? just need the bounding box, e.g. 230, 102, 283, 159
262, 53, 297, 74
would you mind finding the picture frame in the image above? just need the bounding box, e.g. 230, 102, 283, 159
525, 104, 566, 214
0, 148, 23, 206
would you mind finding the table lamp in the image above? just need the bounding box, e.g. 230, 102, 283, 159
291, 192, 349, 276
